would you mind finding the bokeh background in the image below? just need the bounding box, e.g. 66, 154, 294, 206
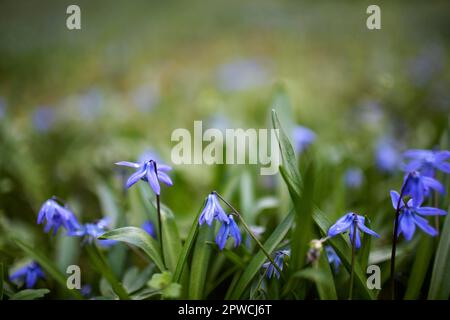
0, 0, 449, 298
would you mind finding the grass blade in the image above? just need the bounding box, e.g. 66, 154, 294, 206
10, 288, 50, 300
316, 250, 338, 299
14, 238, 82, 299
428, 207, 450, 299
161, 207, 182, 273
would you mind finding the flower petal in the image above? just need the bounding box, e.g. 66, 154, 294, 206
157, 171, 173, 186
215, 222, 229, 250
125, 168, 146, 188
434, 161, 450, 174
422, 176, 445, 194
415, 207, 447, 216
115, 161, 141, 168
398, 212, 416, 241
390, 191, 404, 209
413, 214, 437, 237
146, 163, 161, 195
328, 213, 353, 237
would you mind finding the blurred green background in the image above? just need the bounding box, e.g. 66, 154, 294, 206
0, 0, 449, 296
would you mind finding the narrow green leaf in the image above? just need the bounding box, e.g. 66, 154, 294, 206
100, 227, 165, 272
10, 288, 50, 300
85, 244, 130, 300
96, 183, 121, 226
228, 210, 294, 299
188, 225, 214, 299
428, 208, 450, 299
0, 263, 4, 300
161, 207, 182, 273
14, 238, 82, 299
316, 250, 338, 299
173, 206, 202, 283
312, 208, 375, 300
404, 235, 434, 299
123, 265, 154, 294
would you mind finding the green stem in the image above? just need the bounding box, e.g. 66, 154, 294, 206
153, 161, 165, 268
213, 191, 284, 277
390, 173, 411, 300
349, 220, 357, 300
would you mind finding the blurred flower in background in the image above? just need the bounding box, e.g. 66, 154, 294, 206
142, 220, 157, 239
375, 136, 401, 173
408, 44, 445, 87
32, 106, 56, 132
216, 58, 271, 92
37, 199, 80, 235
77, 88, 104, 120
325, 246, 341, 273
0, 96, 6, 119
344, 167, 364, 189
9, 261, 45, 289
130, 82, 160, 113
292, 125, 316, 154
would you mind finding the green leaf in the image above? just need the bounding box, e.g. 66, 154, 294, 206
161, 207, 182, 273
100, 227, 165, 272
188, 225, 214, 299
85, 244, 130, 300
0, 263, 4, 300
173, 206, 203, 283
312, 208, 375, 300
96, 183, 121, 226
404, 235, 434, 299
14, 238, 82, 299
123, 265, 154, 294
10, 289, 50, 300
316, 250, 338, 299
428, 208, 450, 299
359, 216, 373, 272
227, 210, 294, 299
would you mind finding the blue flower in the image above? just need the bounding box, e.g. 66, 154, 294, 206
68, 218, 116, 246
375, 137, 401, 173
325, 246, 341, 273
198, 193, 230, 226
80, 284, 92, 298
328, 212, 380, 249
344, 168, 364, 189
32, 106, 56, 132
37, 199, 80, 235
142, 220, 157, 239
10, 261, 45, 288
215, 215, 241, 250
390, 191, 446, 240
262, 250, 290, 279
292, 125, 316, 154
402, 171, 444, 207
403, 149, 450, 177
116, 159, 173, 195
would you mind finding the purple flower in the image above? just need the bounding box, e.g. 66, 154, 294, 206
262, 250, 290, 279
215, 215, 241, 250
344, 168, 364, 189
402, 171, 444, 207
216, 58, 270, 92
198, 193, 230, 226
375, 137, 401, 173
292, 126, 316, 154
32, 106, 55, 132
80, 284, 92, 298
10, 261, 45, 288
325, 246, 341, 273
115, 159, 173, 195
37, 199, 80, 235
390, 191, 446, 240
403, 149, 450, 177
68, 218, 116, 246
142, 220, 157, 239
328, 213, 380, 249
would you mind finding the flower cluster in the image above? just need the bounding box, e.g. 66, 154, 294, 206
198, 193, 241, 251
392, 148, 449, 240
37, 198, 80, 235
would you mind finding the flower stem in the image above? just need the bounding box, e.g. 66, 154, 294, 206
213, 191, 284, 277
348, 220, 357, 300
390, 173, 411, 300
153, 162, 165, 267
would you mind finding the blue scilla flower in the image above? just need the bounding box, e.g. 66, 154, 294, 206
344, 167, 364, 189
142, 220, 157, 239
37, 198, 80, 235
328, 213, 380, 249
199, 193, 230, 226
262, 250, 290, 279
390, 191, 446, 240
292, 125, 316, 154
215, 215, 241, 250
115, 159, 173, 195
325, 246, 341, 273
402, 171, 444, 207
68, 218, 116, 246
10, 261, 45, 288
32, 106, 55, 132
375, 137, 401, 173
403, 149, 450, 177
